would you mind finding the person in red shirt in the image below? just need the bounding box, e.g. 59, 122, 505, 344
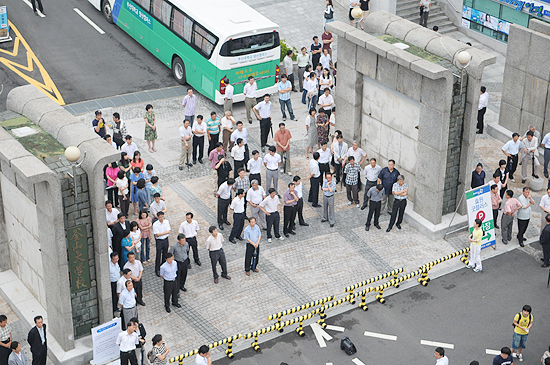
321, 29, 333, 58
274, 123, 293, 175
501, 190, 522, 245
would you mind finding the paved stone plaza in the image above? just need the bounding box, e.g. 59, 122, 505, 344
68, 83, 543, 361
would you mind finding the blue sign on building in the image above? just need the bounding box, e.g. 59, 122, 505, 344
0, 6, 11, 42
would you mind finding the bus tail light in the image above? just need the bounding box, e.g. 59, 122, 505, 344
220, 77, 227, 94
275, 65, 279, 84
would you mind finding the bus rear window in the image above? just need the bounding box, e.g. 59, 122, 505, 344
220, 32, 280, 57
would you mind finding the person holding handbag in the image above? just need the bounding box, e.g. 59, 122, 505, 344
419, 0, 431, 27
324, 0, 334, 27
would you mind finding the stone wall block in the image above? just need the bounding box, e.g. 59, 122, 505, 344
500, 65, 525, 109
376, 56, 399, 90
356, 47, 378, 79
499, 101, 522, 132
338, 38, 357, 69
526, 32, 550, 80
506, 24, 533, 71
521, 74, 549, 117
413, 182, 444, 224
386, 18, 419, 40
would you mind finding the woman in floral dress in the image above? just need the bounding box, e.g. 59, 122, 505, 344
144, 104, 157, 152
316, 108, 330, 146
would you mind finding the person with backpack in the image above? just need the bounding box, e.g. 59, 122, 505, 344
512, 305, 534, 362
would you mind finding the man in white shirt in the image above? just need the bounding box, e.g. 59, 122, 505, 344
205, 226, 231, 284
258, 188, 284, 242
317, 142, 332, 182
318, 88, 334, 118
110, 252, 121, 313
264, 146, 281, 193
231, 138, 246, 172
361, 157, 382, 210
106, 201, 120, 228
477, 85, 488, 134
178, 119, 193, 170
123, 252, 145, 306
243, 76, 258, 124
502, 133, 524, 182
540, 188, 550, 229
196, 345, 211, 365
231, 121, 249, 169
105, 134, 118, 149
520, 131, 539, 183
228, 189, 246, 243
153, 212, 170, 277
247, 180, 267, 230
223, 78, 234, 114
220, 111, 236, 153
434, 347, 449, 365
121, 135, 139, 157
319, 48, 331, 71
332, 135, 348, 185
178, 212, 202, 267
308, 152, 321, 207
192, 115, 206, 164
150, 193, 166, 221
116, 318, 143, 365
253, 94, 272, 152
293, 175, 309, 228
217, 178, 235, 231
247, 150, 263, 185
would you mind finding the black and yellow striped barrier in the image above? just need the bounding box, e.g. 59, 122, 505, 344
311, 295, 353, 328
344, 268, 404, 304
418, 247, 470, 285
244, 313, 315, 351
169, 334, 242, 363
267, 295, 334, 332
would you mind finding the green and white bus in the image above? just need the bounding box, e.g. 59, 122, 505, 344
89, 0, 280, 104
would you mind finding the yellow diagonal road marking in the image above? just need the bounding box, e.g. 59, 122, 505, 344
0, 20, 65, 105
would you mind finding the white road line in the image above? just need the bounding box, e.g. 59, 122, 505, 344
326, 325, 345, 332
364, 331, 398, 341
486, 349, 501, 356
352, 358, 366, 365
326, 363, 333, 365
21, 0, 45, 17
420, 340, 455, 349
73, 8, 105, 34
310, 323, 332, 348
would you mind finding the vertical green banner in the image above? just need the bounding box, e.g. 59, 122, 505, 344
67, 225, 90, 293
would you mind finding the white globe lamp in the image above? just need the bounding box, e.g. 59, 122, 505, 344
457, 51, 471, 66
64, 146, 81, 162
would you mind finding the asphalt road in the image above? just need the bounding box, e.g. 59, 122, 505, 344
216, 246, 548, 365
0, 0, 178, 109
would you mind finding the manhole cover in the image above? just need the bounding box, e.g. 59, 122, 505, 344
12, 126, 38, 137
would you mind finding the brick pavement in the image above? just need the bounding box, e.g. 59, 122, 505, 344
70, 82, 544, 363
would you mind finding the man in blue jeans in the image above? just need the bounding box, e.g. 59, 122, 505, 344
278, 75, 297, 121
511, 305, 533, 362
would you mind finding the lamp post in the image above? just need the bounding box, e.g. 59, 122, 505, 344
64, 146, 86, 198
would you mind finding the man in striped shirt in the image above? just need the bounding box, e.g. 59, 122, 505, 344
206, 112, 221, 155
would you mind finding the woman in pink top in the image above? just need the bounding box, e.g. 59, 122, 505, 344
105, 162, 120, 208
490, 184, 502, 229
137, 210, 152, 263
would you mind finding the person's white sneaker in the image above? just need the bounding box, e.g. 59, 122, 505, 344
279, 236, 285, 241
465, 264, 474, 269
512, 353, 518, 358
356, 204, 360, 208
347, 202, 352, 205
267, 238, 272, 243
473, 267, 482, 272
518, 353, 523, 361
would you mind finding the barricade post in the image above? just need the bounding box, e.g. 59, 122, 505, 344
311, 295, 352, 328
244, 313, 315, 351
418, 247, 470, 285
344, 268, 404, 304
169, 334, 242, 362
267, 295, 334, 332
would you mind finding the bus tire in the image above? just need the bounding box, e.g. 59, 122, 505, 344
172, 57, 186, 85
102, 0, 114, 23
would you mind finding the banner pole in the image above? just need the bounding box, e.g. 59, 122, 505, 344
443, 193, 465, 240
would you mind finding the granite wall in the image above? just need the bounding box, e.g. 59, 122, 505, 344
499, 19, 550, 137
327, 12, 495, 226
